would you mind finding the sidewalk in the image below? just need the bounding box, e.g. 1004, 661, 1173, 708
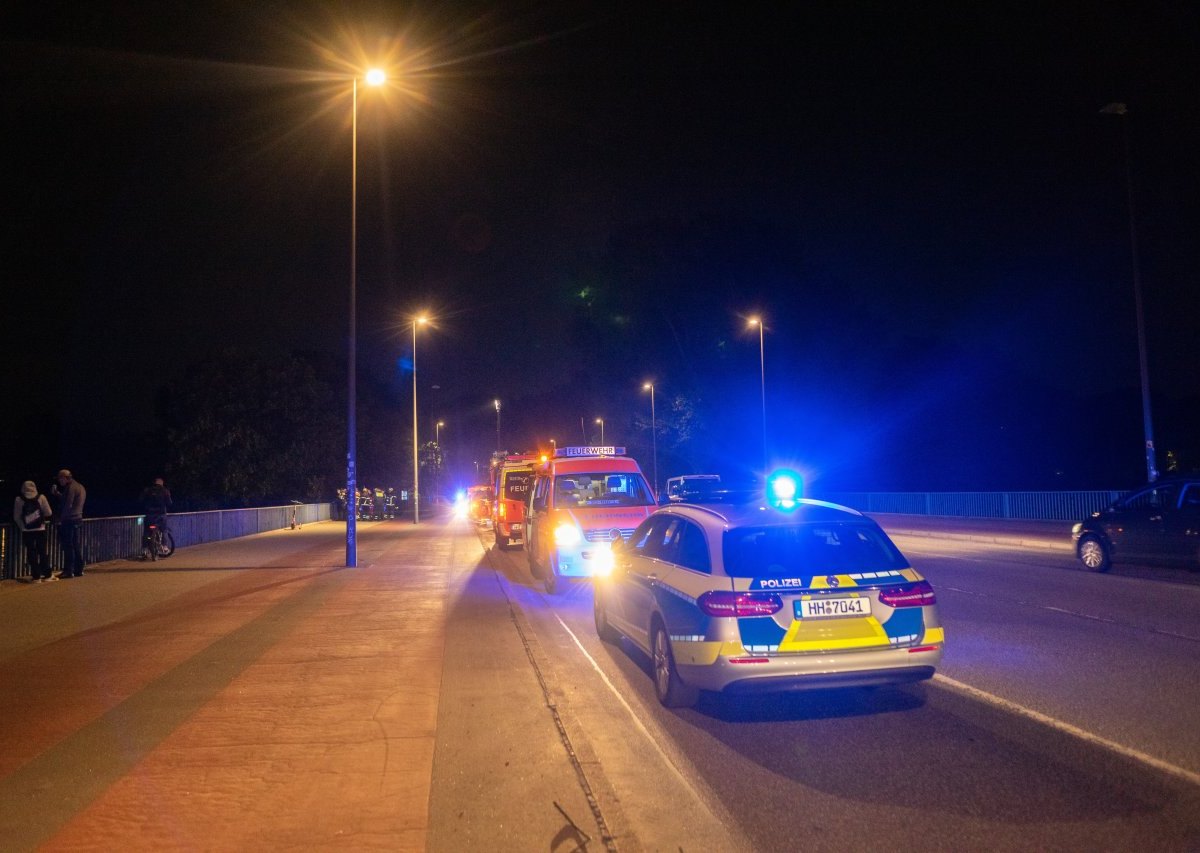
0, 517, 602, 851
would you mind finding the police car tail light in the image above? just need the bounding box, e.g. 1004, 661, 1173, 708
554, 523, 582, 546
698, 591, 782, 617
878, 581, 936, 608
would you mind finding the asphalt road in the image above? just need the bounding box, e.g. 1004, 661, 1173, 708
476, 522, 1200, 852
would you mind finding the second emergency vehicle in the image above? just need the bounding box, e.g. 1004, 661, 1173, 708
493, 454, 538, 550
525, 446, 657, 594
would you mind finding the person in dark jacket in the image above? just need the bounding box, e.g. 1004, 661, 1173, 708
140, 477, 173, 552
14, 480, 54, 581
51, 469, 86, 578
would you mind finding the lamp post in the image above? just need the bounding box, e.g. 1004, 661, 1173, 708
595, 417, 605, 445
748, 317, 767, 469
346, 67, 387, 568
642, 382, 657, 495
435, 420, 444, 504
1101, 102, 1158, 483
412, 315, 428, 524
494, 399, 501, 451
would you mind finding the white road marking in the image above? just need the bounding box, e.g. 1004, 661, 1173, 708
934, 674, 1200, 787
554, 614, 712, 804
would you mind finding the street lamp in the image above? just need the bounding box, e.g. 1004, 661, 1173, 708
595, 417, 605, 445
1101, 102, 1158, 483
346, 67, 387, 568
435, 420, 444, 504
494, 399, 501, 451
642, 382, 657, 495
412, 315, 429, 524
748, 316, 767, 469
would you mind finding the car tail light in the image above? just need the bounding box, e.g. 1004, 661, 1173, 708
498, 502, 507, 520
698, 591, 782, 617
878, 581, 937, 608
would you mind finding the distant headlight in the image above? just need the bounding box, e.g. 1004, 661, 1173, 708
555, 523, 582, 546
1070, 523, 1082, 536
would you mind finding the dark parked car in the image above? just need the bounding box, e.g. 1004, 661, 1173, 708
1072, 478, 1200, 572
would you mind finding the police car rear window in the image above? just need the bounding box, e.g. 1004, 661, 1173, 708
554, 473, 655, 508
722, 523, 907, 577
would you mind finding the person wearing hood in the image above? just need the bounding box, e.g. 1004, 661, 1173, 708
14, 481, 54, 582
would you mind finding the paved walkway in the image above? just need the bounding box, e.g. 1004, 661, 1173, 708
1, 519, 465, 851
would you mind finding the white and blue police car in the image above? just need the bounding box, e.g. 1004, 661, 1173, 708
592, 472, 944, 707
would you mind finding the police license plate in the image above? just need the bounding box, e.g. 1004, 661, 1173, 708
796, 596, 870, 619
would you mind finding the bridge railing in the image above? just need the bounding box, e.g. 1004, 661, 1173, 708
1, 502, 332, 581
818, 490, 1127, 521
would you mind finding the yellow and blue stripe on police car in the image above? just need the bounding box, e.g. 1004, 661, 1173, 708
657, 567, 941, 663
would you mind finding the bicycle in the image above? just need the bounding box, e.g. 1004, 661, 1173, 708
143, 521, 176, 561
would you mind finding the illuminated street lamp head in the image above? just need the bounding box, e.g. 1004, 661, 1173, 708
437, 420, 444, 428
415, 315, 429, 326
642, 382, 653, 391
748, 317, 761, 327
595, 418, 603, 425
494, 399, 500, 411
365, 68, 386, 87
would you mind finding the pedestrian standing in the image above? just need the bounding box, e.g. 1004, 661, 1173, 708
14, 481, 54, 582
51, 468, 87, 578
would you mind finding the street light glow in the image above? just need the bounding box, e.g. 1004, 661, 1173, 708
365, 68, 387, 86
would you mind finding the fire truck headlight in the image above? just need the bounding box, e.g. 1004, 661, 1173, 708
554, 523, 582, 547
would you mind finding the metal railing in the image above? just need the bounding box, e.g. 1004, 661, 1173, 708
818, 490, 1128, 521
1, 502, 331, 581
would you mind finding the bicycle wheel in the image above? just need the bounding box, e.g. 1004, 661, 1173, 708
157, 528, 176, 558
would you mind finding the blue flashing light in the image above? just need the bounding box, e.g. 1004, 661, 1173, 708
766, 469, 803, 510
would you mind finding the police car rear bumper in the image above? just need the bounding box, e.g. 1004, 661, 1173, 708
716, 665, 935, 694
678, 647, 941, 693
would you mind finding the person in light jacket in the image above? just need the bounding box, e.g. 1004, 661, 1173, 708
14, 480, 54, 581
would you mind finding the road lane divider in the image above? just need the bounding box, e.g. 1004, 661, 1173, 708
933, 674, 1200, 787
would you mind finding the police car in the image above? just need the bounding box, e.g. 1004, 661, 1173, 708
592, 472, 944, 707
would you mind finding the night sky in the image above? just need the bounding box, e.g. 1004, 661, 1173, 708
4, 1, 1199, 505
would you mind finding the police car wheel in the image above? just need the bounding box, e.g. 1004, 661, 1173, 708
593, 588, 620, 642
652, 622, 697, 708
